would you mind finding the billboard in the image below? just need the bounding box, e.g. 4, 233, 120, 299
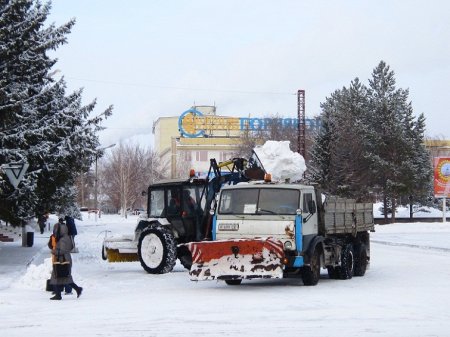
434, 157, 450, 197
178, 108, 321, 138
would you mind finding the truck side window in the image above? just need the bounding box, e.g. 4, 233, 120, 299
303, 193, 312, 214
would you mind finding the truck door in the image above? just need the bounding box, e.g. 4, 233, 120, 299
301, 192, 318, 235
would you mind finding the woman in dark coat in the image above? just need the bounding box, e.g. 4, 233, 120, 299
49, 218, 83, 300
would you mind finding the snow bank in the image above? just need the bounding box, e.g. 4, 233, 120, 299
254, 140, 306, 182
13, 258, 52, 290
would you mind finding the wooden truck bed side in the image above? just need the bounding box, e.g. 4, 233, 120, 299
323, 197, 374, 235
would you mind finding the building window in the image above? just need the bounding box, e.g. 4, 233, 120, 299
220, 152, 231, 162
196, 151, 208, 162
184, 151, 192, 161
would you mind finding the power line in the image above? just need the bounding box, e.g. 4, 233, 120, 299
66, 76, 296, 96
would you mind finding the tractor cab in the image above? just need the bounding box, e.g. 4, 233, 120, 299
146, 178, 207, 243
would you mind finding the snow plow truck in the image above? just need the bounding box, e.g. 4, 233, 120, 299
183, 180, 374, 286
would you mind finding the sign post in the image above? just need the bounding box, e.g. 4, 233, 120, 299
434, 157, 450, 222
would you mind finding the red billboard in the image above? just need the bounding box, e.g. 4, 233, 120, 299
434, 157, 450, 197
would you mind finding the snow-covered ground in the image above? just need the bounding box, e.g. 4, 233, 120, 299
1, 214, 450, 337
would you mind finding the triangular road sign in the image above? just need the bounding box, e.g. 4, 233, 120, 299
2, 163, 29, 189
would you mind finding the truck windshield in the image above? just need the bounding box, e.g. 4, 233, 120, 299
218, 188, 300, 215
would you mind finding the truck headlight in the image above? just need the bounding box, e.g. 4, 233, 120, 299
284, 241, 292, 250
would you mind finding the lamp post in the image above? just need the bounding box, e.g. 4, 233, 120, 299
94, 144, 116, 221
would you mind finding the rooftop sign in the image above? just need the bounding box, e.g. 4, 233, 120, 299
178, 108, 320, 138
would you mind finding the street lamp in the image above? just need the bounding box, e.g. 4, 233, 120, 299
94, 143, 116, 221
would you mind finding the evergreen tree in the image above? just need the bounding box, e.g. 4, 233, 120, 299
311, 79, 371, 200
0, 0, 112, 225
311, 61, 432, 221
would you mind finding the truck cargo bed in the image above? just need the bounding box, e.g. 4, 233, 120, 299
323, 197, 374, 235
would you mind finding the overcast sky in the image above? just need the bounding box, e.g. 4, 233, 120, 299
47, 0, 450, 147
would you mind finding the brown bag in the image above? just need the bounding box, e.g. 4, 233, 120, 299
47, 234, 54, 250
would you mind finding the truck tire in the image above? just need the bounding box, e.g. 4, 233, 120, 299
353, 243, 367, 277
138, 226, 176, 274
301, 246, 321, 286
177, 245, 193, 271
327, 266, 339, 279
338, 243, 354, 280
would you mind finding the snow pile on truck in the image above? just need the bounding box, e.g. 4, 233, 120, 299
254, 141, 306, 182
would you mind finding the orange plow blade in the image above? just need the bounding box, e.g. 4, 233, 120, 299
183, 238, 285, 281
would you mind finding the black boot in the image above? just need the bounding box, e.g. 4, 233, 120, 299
72, 284, 83, 298
50, 293, 62, 300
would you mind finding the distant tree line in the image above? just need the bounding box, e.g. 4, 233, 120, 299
98, 143, 166, 217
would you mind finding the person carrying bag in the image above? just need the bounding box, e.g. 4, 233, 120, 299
48, 218, 83, 300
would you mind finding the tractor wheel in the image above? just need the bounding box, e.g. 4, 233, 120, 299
177, 245, 193, 271
339, 243, 354, 280
353, 243, 368, 277
138, 226, 176, 274
225, 279, 242, 286
101, 244, 107, 261
301, 246, 321, 286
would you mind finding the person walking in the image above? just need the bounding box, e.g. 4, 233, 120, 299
49, 218, 83, 300
37, 213, 48, 234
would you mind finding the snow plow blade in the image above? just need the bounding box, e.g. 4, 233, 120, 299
102, 235, 139, 263
184, 238, 285, 281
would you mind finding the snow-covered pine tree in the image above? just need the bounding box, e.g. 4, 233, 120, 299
0, 0, 112, 225
366, 61, 431, 222
311, 78, 371, 200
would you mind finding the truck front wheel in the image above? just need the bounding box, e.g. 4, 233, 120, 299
301, 246, 321, 286
138, 226, 176, 274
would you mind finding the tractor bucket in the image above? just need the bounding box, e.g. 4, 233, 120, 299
184, 238, 285, 281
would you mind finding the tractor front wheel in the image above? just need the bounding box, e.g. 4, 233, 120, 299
138, 226, 176, 274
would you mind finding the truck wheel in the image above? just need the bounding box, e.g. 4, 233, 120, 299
327, 266, 339, 279
177, 245, 193, 271
339, 243, 354, 280
353, 243, 367, 277
138, 226, 176, 274
225, 279, 242, 286
301, 246, 321, 286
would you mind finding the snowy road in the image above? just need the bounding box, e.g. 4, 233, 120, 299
1, 216, 449, 337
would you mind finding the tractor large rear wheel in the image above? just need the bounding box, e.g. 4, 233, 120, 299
138, 226, 176, 274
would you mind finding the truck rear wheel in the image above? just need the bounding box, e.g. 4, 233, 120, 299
353, 243, 367, 277
301, 246, 321, 286
138, 226, 176, 274
338, 243, 354, 280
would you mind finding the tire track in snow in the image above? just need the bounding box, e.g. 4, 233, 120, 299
371, 240, 450, 253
